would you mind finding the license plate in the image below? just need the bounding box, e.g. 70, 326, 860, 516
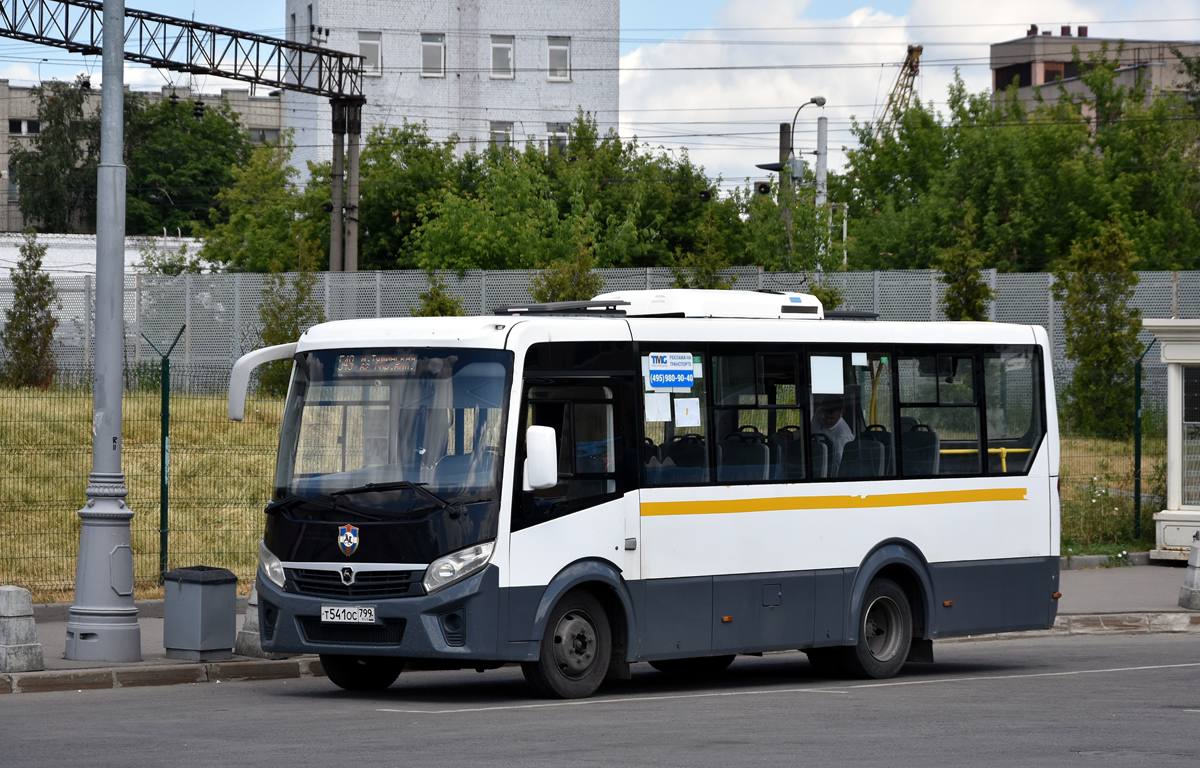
321, 605, 376, 624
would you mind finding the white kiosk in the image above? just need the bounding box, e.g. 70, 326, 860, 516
1145, 319, 1200, 560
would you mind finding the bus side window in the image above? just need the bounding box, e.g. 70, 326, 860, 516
984, 348, 1043, 474
897, 354, 981, 476
516, 384, 622, 529
712, 352, 803, 482
642, 351, 709, 486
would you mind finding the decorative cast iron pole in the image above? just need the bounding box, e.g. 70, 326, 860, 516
65, 0, 141, 661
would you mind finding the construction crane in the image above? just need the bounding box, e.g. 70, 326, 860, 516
873, 44, 923, 143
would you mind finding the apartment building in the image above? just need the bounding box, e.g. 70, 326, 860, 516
282, 0, 620, 170
991, 24, 1200, 110
0, 82, 282, 233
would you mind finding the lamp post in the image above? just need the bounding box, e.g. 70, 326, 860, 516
754, 96, 827, 258
790, 95, 826, 166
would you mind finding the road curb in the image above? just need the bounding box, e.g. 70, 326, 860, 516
1060, 552, 1153, 570
0, 656, 325, 695
940, 611, 1200, 642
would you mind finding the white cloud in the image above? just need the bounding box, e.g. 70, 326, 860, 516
619, 0, 1200, 189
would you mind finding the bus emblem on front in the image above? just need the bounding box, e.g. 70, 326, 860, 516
338, 524, 359, 556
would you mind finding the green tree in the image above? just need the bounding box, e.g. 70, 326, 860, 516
1052, 221, 1142, 438
1, 232, 59, 388
9, 76, 100, 233
933, 209, 994, 321
411, 274, 464, 317
125, 95, 252, 236
134, 238, 205, 275
201, 131, 310, 272
670, 205, 734, 289
257, 245, 326, 396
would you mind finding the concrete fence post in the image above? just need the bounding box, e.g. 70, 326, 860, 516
0, 585, 44, 673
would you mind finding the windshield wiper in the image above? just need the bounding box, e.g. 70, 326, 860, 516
268, 492, 385, 522
333, 481, 466, 519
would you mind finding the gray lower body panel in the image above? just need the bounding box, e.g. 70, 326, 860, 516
257, 556, 1059, 663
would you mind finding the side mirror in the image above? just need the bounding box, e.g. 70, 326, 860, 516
228, 342, 298, 420
523, 425, 559, 491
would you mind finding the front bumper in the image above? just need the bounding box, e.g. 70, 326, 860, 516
256, 563, 503, 660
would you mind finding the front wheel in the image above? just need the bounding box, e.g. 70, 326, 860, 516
521, 590, 612, 699
320, 654, 404, 691
838, 578, 912, 680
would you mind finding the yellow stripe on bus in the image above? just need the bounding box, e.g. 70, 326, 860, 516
640, 487, 1028, 517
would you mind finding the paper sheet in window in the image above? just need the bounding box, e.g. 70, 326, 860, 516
644, 392, 672, 422
810, 356, 844, 395
674, 397, 701, 427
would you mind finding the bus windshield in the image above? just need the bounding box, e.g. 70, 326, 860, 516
274, 348, 512, 518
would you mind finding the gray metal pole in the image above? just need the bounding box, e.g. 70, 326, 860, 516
66, 0, 141, 662
815, 115, 828, 207
779, 123, 792, 255
329, 100, 346, 272
345, 102, 361, 272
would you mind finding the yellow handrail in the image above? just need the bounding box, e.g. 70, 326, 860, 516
937, 446, 1032, 473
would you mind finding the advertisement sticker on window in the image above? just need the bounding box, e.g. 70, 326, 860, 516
647, 352, 695, 389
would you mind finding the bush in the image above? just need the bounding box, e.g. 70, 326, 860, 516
0, 232, 59, 389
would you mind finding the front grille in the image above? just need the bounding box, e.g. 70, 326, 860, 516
286, 568, 421, 600
299, 617, 407, 645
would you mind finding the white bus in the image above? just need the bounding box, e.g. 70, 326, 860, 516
228, 289, 1060, 698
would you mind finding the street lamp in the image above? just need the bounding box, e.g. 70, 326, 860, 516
790, 95, 826, 170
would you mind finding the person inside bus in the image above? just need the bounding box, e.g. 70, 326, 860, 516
812, 395, 854, 475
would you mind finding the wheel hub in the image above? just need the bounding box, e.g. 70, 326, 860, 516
863, 595, 903, 662
552, 610, 597, 678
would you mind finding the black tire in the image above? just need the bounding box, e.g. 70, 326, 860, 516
804, 648, 845, 678
648, 655, 736, 677
319, 654, 404, 692
521, 590, 611, 699
838, 578, 913, 680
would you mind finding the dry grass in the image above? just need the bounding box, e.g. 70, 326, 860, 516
1, 384, 283, 602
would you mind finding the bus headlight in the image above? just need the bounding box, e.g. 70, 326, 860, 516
423, 541, 495, 595
259, 540, 286, 589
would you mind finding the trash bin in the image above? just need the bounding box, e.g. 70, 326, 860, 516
163, 566, 238, 661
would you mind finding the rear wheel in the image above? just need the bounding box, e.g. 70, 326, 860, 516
522, 590, 612, 699
649, 655, 736, 677
319, 654, 404, 691
838, 578, 912, 679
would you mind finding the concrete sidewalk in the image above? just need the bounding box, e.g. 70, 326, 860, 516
3, 560, 1198, 695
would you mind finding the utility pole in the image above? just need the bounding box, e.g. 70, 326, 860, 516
779, 122, 793, 254
815, 115, 828, 207
66, 0, 140, 662
329, 101, 346, 272
345, 100, 363, 272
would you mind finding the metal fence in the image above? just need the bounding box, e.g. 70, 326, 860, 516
0, 268, 1187, 599
0, 366, 281, 601
1, 267, 1190, 403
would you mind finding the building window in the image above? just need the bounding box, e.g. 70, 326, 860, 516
250, 128, 280, 144
9, 119, 22, 134
9, 119, 38, 134
422, 33, 445, 77
290, 13, 297, 42
359, 31, 382, 76
491, 35, 514, 79
489, 121, 514, 147
547, 122, 569, 154
548, 37, 571, 81
7, 163, 18, 200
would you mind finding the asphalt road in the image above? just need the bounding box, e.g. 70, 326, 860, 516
3, 634, 1199, 767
